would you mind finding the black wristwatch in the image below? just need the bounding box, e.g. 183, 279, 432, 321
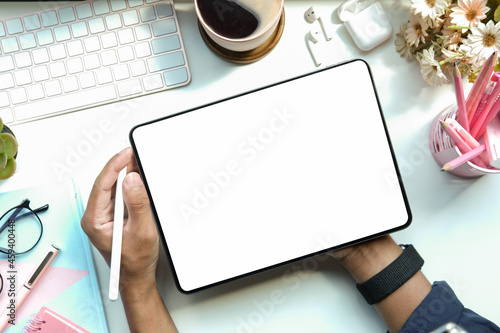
356, 244, 424, 305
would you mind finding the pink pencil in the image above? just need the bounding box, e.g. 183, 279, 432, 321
442, 144, 486, 172
440, 120, 488, 168
470, 72, 500, 138
466, 51, 498, 123
452, 62, 469, 131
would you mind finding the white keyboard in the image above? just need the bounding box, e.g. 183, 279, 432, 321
0, 0, 191, 125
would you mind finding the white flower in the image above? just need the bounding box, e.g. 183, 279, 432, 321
395, 23, 414, 59
406, 14, 429, 47
460, 20, 500, 62
450, 0, 489, 28
411, 0, 449, 21
418, 48, 449, 86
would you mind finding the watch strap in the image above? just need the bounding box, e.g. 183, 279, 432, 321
356, 244, 424, 305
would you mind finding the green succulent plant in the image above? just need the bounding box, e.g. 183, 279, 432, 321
0, 117, 18, 180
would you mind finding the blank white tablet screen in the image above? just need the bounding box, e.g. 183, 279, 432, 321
131, 60, 411, 293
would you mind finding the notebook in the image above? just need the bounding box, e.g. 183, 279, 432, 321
22, 307, 90, 333
130, 59, 412, 293
0, 180, 108, 332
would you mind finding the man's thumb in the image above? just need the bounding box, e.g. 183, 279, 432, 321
122, 172, 151, 220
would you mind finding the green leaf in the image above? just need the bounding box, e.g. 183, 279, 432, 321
0, 135, 5, 153
0, 158, 16, 180
0, 117, 3, 133
0, 133, 18, 158
495, 6, 500, 22
486, 0, 500, 22
0, 152, 6, 170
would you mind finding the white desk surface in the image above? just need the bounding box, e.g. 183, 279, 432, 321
1, 1, 500, 332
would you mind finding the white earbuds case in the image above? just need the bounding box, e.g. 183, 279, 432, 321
337, 0, 392, 51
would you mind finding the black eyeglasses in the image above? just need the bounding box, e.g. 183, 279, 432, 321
0, 199, 48, 255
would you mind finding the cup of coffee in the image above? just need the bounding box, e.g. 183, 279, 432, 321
195, 0, 284, 53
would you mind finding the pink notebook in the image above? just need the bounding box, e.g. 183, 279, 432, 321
22, 307, 90, 333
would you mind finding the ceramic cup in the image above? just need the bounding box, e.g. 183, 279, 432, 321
195, 0, 284, 52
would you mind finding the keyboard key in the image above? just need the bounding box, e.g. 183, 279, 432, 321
49, 44, 66, 60
130, 60, 147, 77
84, 53, 101, 70
0, 73, 14, 89
79, 72, 96, 88
0, 108, 14, 124
135, 42, 151, 58
27, 84, 45, 100
118, 45, 134, 62
10, 87, 27, 104
113, 64, 130, 80
152, 35, 180, 54
0, 92, 9, 107
96, 68, 113, 84
89, 18, 105, 34
152, 18, 176, 37
128, 0, 144, 7
106, 14, 122, 30
84, 36, 101, 52
0, 23, 5, 37
164, 67, 188, 86
0, 56, 15, 72
6, 18, 23, 34
54, 25, 71, 42
71, 22, 89, 38
135, 24, 152, 40
111, 0, 127, 12
62, 76, 79, 92
19, 33, 37, 49
140, 6, 156, 22
15, 52, 32, 68
1, 37, 19, 53
14, 69, 32, 86
32, 65, 50, 82
143, 73, 163, 91
117, 78, 142, 97
146, 0, 161, 3
32, 48, 50, 64
76, 3, 93, 20
101, 49, 118, 66
67, 58, 84, 74
123, 10, 140, 26
156, 3, 173, 18
41, 11, 58, 27
67, 40, 84, 56
36, 29, 54, 45
118, 28, 135, 44
93, 0, 110, 15
49, 61, 67, 78
101, 32, 118, 48
147, 51, 184, 72
24, 14, 41, 31
59, 7, 76, 23
45, 80, 62, 96
14, 85, 117, 121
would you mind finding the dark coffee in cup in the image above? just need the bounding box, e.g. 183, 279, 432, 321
197, 0, 259, 39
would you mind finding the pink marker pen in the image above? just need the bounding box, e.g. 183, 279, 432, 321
0, 244, 60, 331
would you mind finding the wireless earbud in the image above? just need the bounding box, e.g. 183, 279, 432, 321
306, 27, 326, 67
305, 6, 332, 41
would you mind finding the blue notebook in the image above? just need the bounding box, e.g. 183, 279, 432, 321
0, 180, 108, 332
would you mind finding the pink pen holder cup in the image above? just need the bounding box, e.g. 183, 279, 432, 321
429, 104, 500, 178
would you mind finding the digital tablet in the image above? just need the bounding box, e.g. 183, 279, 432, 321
130, 59, 411, 293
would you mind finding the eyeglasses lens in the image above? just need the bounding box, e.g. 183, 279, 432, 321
0, 207, 42, 255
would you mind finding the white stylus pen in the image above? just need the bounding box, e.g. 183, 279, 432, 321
109, 168, 126, 301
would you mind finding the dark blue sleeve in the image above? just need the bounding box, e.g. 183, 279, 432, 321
399, 281, 500, 333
